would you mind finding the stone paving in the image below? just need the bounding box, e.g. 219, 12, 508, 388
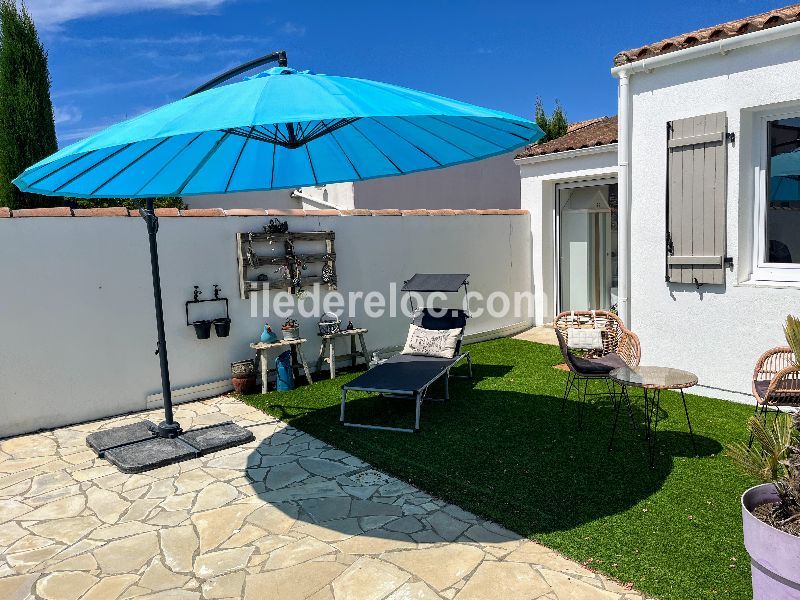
0, 396, 645, 600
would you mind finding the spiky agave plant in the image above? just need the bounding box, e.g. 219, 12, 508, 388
771, 411, 800, 535
784, 314, 800, 366
726, 414, 793, 482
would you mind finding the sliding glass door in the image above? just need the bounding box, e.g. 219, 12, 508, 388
557, 182, 618, 313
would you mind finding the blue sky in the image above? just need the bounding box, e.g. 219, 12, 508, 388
28, 0, 782, 147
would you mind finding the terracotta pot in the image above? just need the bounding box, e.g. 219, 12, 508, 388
231, 376, 255, 394
231, 359, 255, 379
742, 483, 800, 599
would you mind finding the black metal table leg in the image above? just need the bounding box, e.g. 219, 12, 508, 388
681, 389, 697, 456
649, 389, 662, 468
608, 381, 622, 451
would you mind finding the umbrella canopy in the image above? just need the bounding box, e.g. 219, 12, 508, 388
14, 66, 543, 198
769, 150, 800, 203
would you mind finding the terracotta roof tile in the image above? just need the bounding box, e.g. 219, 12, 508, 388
614, 3, 800, 66
516, 116, 617, 158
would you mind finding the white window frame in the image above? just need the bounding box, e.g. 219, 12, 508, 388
753, 108, 800, 283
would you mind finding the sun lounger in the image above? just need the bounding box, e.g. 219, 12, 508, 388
340, 274, 473, 432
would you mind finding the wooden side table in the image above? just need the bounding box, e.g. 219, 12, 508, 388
316, 328, 370, 379
250, 339, 312, 393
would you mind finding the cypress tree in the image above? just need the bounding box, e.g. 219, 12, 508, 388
0, 0, 58, 209
534, 97, 569, 143
549, 101, 568, 140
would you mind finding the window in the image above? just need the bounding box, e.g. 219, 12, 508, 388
754, 112, 800, 282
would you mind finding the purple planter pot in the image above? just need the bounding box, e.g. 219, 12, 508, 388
742, 483, 800, 599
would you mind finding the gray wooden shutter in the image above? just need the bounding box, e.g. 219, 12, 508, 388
666, 112, 727, 285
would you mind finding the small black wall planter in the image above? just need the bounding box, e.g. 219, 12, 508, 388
186, 285, 231, 340
193, 320, 212, 339
213, 318, 231, 337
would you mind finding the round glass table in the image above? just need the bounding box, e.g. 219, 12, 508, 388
609, 366, 698, 467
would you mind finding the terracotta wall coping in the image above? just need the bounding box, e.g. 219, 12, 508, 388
0, 207, 529, 218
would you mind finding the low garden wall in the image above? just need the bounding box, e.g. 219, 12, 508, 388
0, 207, 532, 438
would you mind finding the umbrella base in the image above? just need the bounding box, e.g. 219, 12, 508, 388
86, 420, 254, 474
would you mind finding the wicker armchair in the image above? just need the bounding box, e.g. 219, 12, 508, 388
749, 347, 800, 446
553, 310, 641, 428
553, 310, 641, 368
752, 346, 800, 407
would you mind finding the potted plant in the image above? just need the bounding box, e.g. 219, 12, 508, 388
728, 315, 800, 599
230, 359, 256, 394
282, 318, 300, 340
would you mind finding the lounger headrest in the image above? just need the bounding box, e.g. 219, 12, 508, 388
411, 308, 468, 331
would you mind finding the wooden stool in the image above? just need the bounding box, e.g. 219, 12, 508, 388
316, 328, 369, 379
250, 338, 312, 393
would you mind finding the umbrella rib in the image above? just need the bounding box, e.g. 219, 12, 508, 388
273, 125, 290, 146
350, 122, 405, 175
225, 127, 253, 193
89, 138, 172, 195
133, 133, 203, 197
427, 115, 506, 149
460, 116, 532, 141
175, 131, 231, 195
53, 143, 134, 193
328, 131, 363, 181
270, 126, 278, 188
305, 143, 318, 185
28, 150, 99, 188
369, 119, 443, 167
395, 116, 479, 158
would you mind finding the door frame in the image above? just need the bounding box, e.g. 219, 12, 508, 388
555, 177, 618, 316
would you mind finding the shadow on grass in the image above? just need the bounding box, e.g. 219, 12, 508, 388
244, 363, 722, 539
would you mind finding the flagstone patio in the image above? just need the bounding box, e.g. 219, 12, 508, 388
0, 396, 644, 600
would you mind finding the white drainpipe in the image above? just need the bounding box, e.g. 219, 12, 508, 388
616, 71, 631, 326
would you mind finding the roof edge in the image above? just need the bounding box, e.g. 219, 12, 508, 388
515, 143, 618, 165
614, 3, 800, 68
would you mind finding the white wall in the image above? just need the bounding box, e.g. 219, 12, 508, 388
627, 35, 800, 402
355, 152, 521, 210
517, 147, 619, 325
185, 184, 355, 211
185, 154, 520, 211
0, 212, 531, 438
187, 189, 296, 210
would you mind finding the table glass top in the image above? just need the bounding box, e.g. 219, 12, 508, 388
610, 365, 698, 389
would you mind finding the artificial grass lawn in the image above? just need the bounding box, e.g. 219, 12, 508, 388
241, 338, 757, 600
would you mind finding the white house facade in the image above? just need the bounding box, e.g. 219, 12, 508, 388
517, 119, 618, 328
519, 7, 800, 402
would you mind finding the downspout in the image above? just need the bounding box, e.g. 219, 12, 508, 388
616, 70, 632, 326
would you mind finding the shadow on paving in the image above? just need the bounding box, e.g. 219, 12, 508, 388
244, 363, 722, 540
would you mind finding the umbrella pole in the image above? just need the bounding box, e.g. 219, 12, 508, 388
141, 198, 181, 438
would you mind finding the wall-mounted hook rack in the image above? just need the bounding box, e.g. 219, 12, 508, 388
186, 286, 231, 338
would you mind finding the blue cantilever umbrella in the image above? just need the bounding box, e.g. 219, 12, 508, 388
14, 69, 541, 197
14, 51, 543, 471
